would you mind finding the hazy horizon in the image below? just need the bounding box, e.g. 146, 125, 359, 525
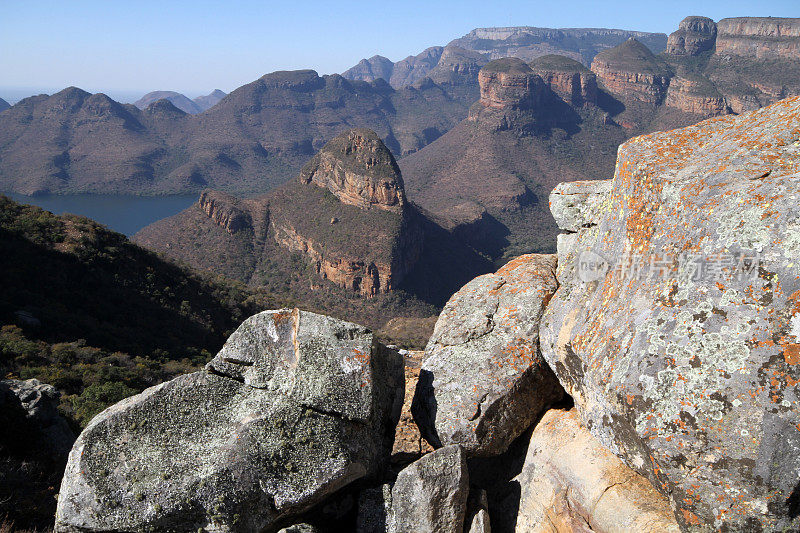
2, 0, 798, 104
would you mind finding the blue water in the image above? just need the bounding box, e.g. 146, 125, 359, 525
4, 193, 197, 237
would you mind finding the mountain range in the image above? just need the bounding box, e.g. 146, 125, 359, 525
133, 89, 227, 114
0, 97, 9, 113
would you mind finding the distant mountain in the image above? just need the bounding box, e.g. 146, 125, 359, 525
342, 26, 669, 88
0, 97, 9, 112
0, 71, 468, 195
134, 90, 203, 114
134, 128, 491, 325
192, 89, 226, 111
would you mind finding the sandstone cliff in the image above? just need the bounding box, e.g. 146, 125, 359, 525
530, 54, 598, 106
591, 38, 671, 105
665, 16, 717, 56
715, 17, 800, 60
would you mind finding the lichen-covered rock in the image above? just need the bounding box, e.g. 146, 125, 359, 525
389, 445, 469, 533
549, 179, 613, 232
514, 409, 679, 532
412, 254, 564, 456
541, 97, 800, 530
356, 484, 393, 532
55, 309, 404, 533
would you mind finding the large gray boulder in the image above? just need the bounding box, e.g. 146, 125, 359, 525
541, 97, 800, 530
389, 445, 469, 533
55, 309, 404, 533
412, 254, 564, 456
515, 409, 679, 532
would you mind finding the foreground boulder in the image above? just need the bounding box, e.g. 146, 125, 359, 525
515, 409, 679, 532
412, 254, 564, 456
390, 445, 469, 533
55, 309, 404, 533
541, 97, 800, 530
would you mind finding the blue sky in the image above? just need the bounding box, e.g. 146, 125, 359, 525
1, 0, 797, 102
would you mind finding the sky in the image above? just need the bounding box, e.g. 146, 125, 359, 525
1, 0, 798, 102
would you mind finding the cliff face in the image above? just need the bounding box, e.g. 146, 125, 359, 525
198, 190, 253, 234
664, 74, 729, 116
529, 55, 597, 106
715, 17, 800, 60
299, 129, 405, 213
591, 38, 671, 105
665, 16, 717, 56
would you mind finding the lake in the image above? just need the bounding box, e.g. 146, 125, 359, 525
4, 193, 198, 237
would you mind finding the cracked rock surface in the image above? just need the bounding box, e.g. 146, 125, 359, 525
514, 409, 679, 532
54, 309, 404, 533
412, 254, 564, 456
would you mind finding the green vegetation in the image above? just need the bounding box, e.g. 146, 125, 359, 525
529, 54, 588, 72
481, 57, 532, 74
595, 39, 672, 76
0, 195, 285, 427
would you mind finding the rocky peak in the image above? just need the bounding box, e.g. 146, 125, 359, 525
299, 128, 406, 212
591, 38, 671, 105
666, 16, 717, 56
529, 54, 598, 106
715, 17, 800, 60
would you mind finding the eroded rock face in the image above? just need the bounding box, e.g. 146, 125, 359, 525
716, 17, 800, 60
412, 254, 564, 456
55, 309, 404, 533
590, 38, 671, 105
666, 16, 717, 56
199, 189, 253, 234
515, 409, 679, 532
475, 58, 544, 111
389, 445, 469, 533
541, 97, 800, 530
664, 75, 730, 117
300, 128, 406, 212
529, 55, 598, 106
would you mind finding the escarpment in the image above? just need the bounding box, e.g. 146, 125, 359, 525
715, 17, 800, 60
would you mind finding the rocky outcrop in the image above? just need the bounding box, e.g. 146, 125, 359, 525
664, 74, 730, 116
549, 179, 613, 233
541, 97, 800, 531
198, 189, 253, 234
469, 58, 549, 132
389, 445, 469, 533
55, 309, 404, 533
591, 38, 671, 105
665, 16, 717, 56
515, 409, 680, 532
300, 128, 406, 212
716, 17, 800, 60
529, 54, 598, 106
475, 58, 544, 110
412, 254, 564, 456
1, 379, 75, 458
